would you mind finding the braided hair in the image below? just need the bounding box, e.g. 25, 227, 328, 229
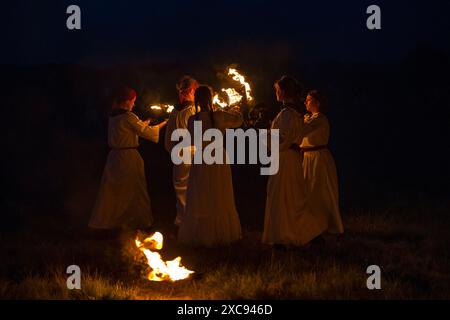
194, 85, 215, 128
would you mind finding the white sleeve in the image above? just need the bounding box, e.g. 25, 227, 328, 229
301, 115, 329, 147
216, 110, 244, 129
273, 109, 302, 152
126, 113, 159, 143
164, 112, 178, 153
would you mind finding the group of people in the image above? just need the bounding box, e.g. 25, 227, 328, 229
89, 75, 344, 248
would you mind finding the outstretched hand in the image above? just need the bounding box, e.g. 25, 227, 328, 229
158, 119, 168, 129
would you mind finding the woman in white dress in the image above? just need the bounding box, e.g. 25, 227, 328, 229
301, 90, 344, 234
89, 88, 167, 230
178, 85, 243, 247
263, 76, 326, 247
165, 76, 199, 226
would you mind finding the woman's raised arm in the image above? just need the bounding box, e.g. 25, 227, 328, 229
127, 113, 167, 143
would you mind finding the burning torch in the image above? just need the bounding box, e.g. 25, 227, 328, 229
213, 67, 255, 126
138, 104, 175, 124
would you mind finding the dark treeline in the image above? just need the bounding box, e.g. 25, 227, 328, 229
2, 45, 450, 232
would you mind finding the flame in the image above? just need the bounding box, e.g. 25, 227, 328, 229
166, 105, 175, 113
222, 88, 243, 105
213, 94, 228, 109
150, 104, 175, 114
228, 68, 253, 102
135, 232, 194, 282
213, 67, 253, 108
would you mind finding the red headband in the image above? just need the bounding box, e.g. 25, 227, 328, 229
118, 87, 137, 102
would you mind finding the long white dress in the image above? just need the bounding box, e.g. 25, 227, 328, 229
263, 107, 326, 246
164, 103, 197, 226
178, 110, 243, 247
89, 111, 159, 229
301, 112, 344, 234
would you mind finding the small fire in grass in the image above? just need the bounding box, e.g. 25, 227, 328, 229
135, 232, 194, 282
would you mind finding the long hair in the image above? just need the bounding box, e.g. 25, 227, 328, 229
194, 85, 215, 128
274, 75, 304, 112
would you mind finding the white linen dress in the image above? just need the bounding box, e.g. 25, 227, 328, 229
89, 111, 159, 229
301, 112, 344, 234
178, 110, 243, 247
263, 107, 326, 246
164, 103, 197, 226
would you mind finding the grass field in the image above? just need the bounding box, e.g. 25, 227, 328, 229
1, 203, 449, 300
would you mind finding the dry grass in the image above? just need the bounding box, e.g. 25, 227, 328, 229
1, 205, 449, 300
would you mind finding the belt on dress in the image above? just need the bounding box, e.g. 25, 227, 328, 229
289, 144, 302, 153
301, 145, 328, 152
111, 146, 138, 150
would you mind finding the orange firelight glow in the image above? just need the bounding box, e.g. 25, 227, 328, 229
135, 232, 194, 282
213, 67, 253, 109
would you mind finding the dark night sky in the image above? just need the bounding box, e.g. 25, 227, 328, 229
2, 1, 450, 216
3, 0, 450, 66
